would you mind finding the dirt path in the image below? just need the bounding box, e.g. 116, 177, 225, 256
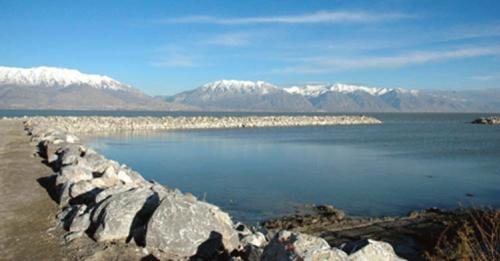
0, 119, 65, 260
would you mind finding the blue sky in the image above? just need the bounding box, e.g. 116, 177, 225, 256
1, 0, 500, 95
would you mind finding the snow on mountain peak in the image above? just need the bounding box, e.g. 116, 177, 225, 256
201, 80, 278, 94
284, 85, 329, 97
0, 66, 132, 91
330, 83, 391, 96
284, 83, 418, 97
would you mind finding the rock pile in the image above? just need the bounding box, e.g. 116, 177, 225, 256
471, 116, 500, 124
24, 115, 382, 133
23, 116, 404, 260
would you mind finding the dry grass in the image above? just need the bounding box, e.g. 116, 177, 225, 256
426, 208, 500, 261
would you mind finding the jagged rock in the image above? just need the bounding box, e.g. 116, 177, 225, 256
94, 184, 136, 203
315, 204, 346, 220
64, 133, 80, 143
41, 141, 64, 164
58, 143, 86, 166
241, 232, 267, 248
69, 212, 91, 233
64, 231, 85, 243
241, 244, 264, 261
471, 116, 500, 124
145, 192, 239, 258
262, 230, 349, 261
118, 165, 146, 185
343, 239, 406, 261
235, 222, 253, 237
68, 180, 105, 203
58, 182, 72, 207
82, 151, 116, 174
91, 187, 160, 242
57, 164, 93, 185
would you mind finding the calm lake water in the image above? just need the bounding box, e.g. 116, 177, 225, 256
81, 113, 500, 224
2, 110, 498, 224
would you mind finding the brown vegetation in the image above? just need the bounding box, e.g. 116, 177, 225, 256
426, 209, 500, 261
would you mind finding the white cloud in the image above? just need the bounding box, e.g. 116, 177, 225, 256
159, 11, 411, 25
274, 47, 500, 73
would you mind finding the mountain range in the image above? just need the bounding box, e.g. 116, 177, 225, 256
0, 66, 191, 110
168, 80, 500, 112
1, 66, 499, 112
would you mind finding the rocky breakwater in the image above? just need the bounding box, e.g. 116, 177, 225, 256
22, 116, 406, 260
26, 115, 382, 133
471, 116, 500, 124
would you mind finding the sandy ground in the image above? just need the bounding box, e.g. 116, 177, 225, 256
0, 119, 159, 260
0, 119, 65, 260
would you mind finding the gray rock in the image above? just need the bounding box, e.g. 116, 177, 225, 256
58, 182, 72, 207
58, 143, 86, 166
344, 239, 406, 261
91, 187, 160, 242
241, 244, 264, 261
68, 179, 108, 203
94, 184, 136, 203
118, 165, 146, 185
82, 151, 115, 174
41, 141, 63, 164
145, 192, 239, 258
241, 231, 267, 248
262, 230, 349, 261
57, 164, 93, 185
69, 212, 91, 233
64, 231, 85, 243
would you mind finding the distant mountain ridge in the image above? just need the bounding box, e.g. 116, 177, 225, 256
1, 66, 498, 112
0, 66, 191, 110
168, 80, 315, 112
168, 80, 500, 112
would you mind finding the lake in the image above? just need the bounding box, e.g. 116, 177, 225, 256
74, 113, 500, 225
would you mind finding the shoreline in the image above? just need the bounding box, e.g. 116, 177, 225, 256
2, 115, 495, 260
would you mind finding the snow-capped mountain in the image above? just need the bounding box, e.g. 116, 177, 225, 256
284, 83, 418, 97
168, 80, 315, 112
2, 67, 498, 112
0, 66, 190, 110
200, 80, 279, 95
167, 80, 499, 112
0, 66, 134, 91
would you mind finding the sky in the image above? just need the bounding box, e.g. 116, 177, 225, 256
1, 0, 500, 95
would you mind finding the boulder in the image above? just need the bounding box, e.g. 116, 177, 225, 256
241, 244, 264, 261
261, 230, 349, 261
58, 182, 72, 207
91, 187, 160, 242
343, 239, 406, 261
241, 231, 267, 248
94, 184, 136, 203
117, 166, 146, 185
58, 143, 86, 166
145, 192, 239, 258
69, 180, 104, 202
57, 164, 93, 185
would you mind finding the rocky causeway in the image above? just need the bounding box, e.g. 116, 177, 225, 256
471, 116, 500, 124
0, 115, 477, 260
19, 115, 382, 134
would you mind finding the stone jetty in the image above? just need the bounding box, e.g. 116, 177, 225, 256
2, 115, 407, 260
471, 116, 500, 124
23, 115, 382, 133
